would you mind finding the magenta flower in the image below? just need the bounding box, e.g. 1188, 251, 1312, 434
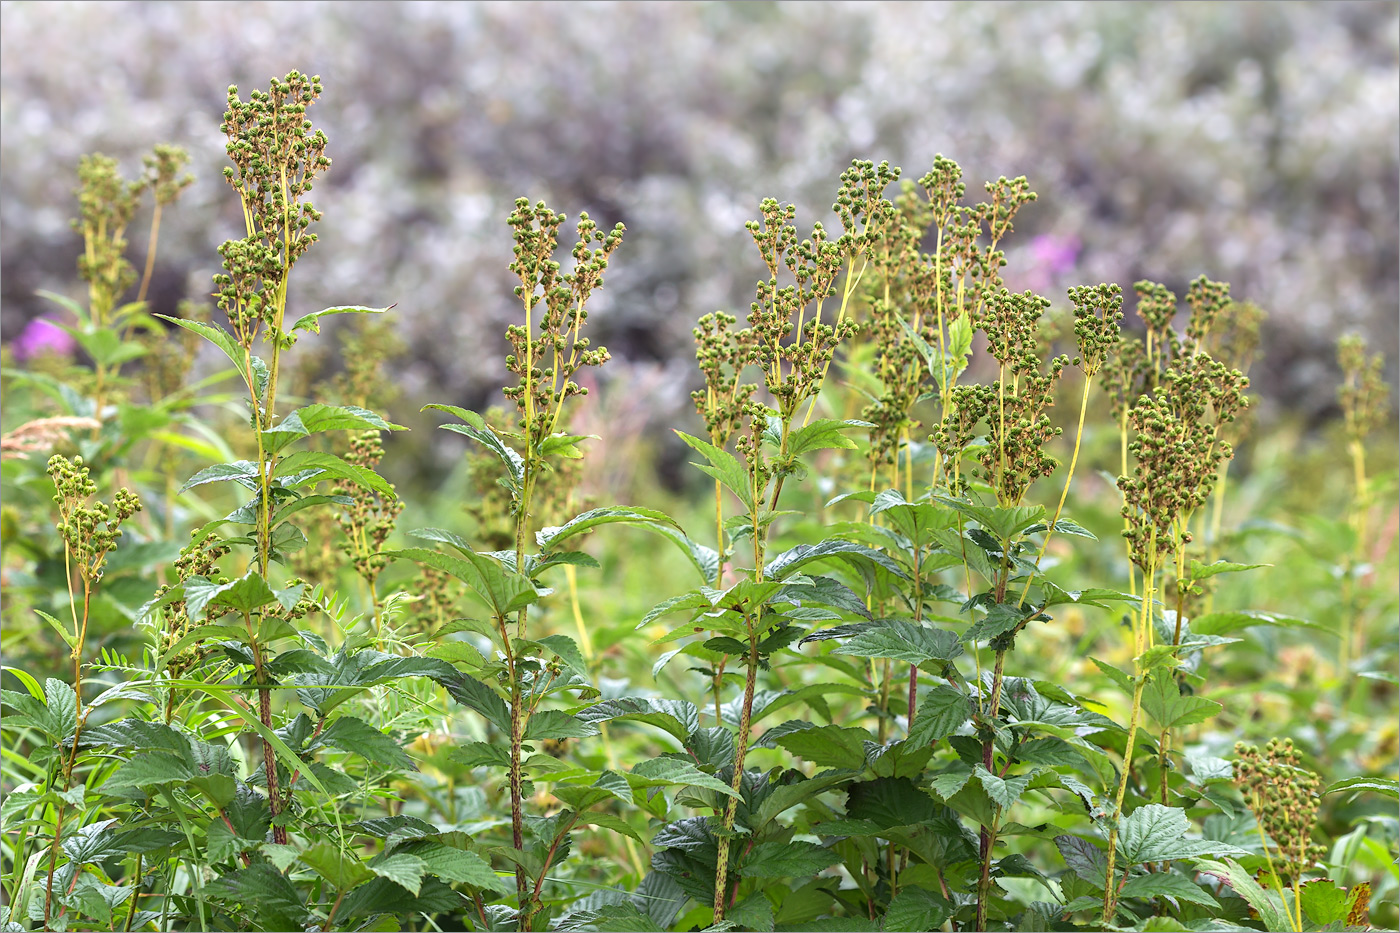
11, 316, 76, 360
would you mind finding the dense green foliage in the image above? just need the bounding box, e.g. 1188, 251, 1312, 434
1, 71, 1396, 933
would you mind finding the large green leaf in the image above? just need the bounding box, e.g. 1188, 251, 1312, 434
276, 449, 396, 500
845, 777, 940, 829
1117, 805, 1227, 865
934, 497, 1045, 542
409, 842, 510, 893
676, 430, 754, 511
821, 619, 963, 666
1322, 775, 1400, 801
1141, 670, 1221, 730
976, 767, 1034, 810
738, 841, 840, 878
262, 404, 405, 454
523, 711, 599, 740
883, 885, 956, 932
765, 539, 907, 581
425, 404, 525, 492
441, 673, 512, 732
1189, 610, 1333, 638
786, 419, 870, 457
180, 460, 262, 493
1117, 871, 1219, 908
300, 842, 374, 891
1194, 858, 1291, 931
629, 758, 740, 799
156, 314, 247, 375
773, 724, 871, 770
386, 546, 539, 618
316, 715, 415, 771
907, 685, 972, 745
536, 506, 680, 549
369, 852, 428, 895
578, 697, 699, 742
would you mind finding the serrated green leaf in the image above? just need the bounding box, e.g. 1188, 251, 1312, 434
1118, 805, 1225, 865
738, 840, 840, 878
908, 684, 972, 745
387, 546, 538, 617
1118, 871, 1220, 908
537, 505, 681, 548
786, 419, 868, 457
276, 449, 396, 500
883, 885, 955, 932
676, 431, 754, 511
1194, 858, 1291, 931
370, 852, 427, 896
977, 767, 1034, 810
765, 539, 907, 581
180, 460, 262, 493
1188, 559, 1269, 582
524, 711, 599, 741
317, 716, 415, 771
826, 619, 963, 666
156, 315, 247, 375
773, 724, 870, 770
410, 843, 510, 893
1189, 610, 1333, 637
288, 304, 390, 335
427, 404, 525, 492
441, 673, 512, 732
1141, 670, 1220, 730
934, 497, 1045, 542
301, 842, 374, 890
630, 758, 740, 799
1322, 775, 1399, 800
577, 697, 699, 742
1297, 878, 1350, 927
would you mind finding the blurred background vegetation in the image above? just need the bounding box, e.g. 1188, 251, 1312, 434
2, 1, 1396, 499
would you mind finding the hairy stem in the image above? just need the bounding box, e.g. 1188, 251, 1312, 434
713, 635, 760, 923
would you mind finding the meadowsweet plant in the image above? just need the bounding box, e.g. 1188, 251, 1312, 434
1335, 334, 1392, 684
5, 68, 1400, 933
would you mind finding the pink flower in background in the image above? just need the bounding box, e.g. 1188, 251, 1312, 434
1022, 233, 1081, 293
11, 316, 75, 360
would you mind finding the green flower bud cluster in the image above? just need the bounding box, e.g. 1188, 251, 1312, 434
70, 147, 187, 325
215, 71, 330, 351
1103, 336, 1150, 424
734, 400, 776, 495
1233, 738, 1327, 882
692, 311, 756, 447
152, 531, 233, 676
983, 288, 1053, 374
933, 288, 1068, 505
1338, 334, 1390, 445
1210, 299, 1266, 375
141, 143, 194, 209
46, 455, 141, 585
1118, 347, 1249, 568
213, 236, 283, 345
337, 430, 404, 584
1134, 279, 1183, 374
834, 159, 901, 259
503, 199, 624, 448
745, 195, 856, 413
1066, 283, 1123, 376
861, 182, 940, 474
918, 155, 967, 236
220, 71, 329, 260
1185, 274, 1232, 345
